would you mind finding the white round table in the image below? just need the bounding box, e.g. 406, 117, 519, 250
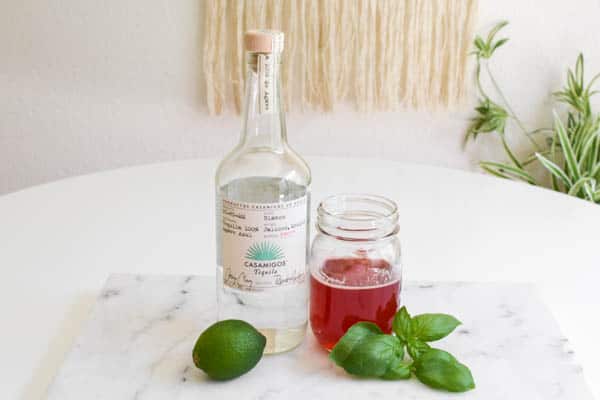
1, 157, 599, 399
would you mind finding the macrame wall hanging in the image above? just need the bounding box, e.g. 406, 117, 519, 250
203, 0, 478, 114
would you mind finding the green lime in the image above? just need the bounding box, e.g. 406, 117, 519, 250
192, 319, 266, 380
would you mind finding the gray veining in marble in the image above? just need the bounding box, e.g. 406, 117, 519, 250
45, 275, 594, 399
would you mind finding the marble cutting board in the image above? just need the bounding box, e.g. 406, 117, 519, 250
45, 275, 594, 399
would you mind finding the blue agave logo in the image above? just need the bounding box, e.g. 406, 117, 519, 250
245, 241, 284, 261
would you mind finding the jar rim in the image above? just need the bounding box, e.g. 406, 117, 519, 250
317, 194, 399, 241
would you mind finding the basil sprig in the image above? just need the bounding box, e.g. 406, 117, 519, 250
330, 322, 410, 380
330, 306, 475, 393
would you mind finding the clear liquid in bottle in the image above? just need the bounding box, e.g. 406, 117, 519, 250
214, 30, 311, 353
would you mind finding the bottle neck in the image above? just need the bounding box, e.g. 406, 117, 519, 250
240, 53, 287, 151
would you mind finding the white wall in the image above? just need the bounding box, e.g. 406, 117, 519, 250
1, 0, 600, 194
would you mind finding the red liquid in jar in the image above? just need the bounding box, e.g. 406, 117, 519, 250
309, 258, 400, 350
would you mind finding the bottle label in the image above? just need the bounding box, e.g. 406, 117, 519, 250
257, 54, 275, 114
221, 196, 307, 291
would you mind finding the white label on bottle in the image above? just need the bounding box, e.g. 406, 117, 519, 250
221, 196, 307, 291
257, 54, 274, 114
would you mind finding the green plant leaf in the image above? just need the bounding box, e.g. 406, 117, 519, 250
584, 72, 600, 96
407, 338, 431, 360
329, 322, 382, 365
339, 334, 404, 378
549, 129, 561, 191
583, 181, 595, 200
554, 111, 581, 181
474, 37, 486, 52
480, 163, 513, 180
392, 306, 413, 343
591, 133, 600, 174
591, 163, 600, 178
575, 54, 584, 87
471, 21, 509, 60
579, 131, 599, 170
491, 38, 509, 52
568, 177, 595, 197
535, 152, 573, 188
381, 361, 413, 380
411, 313, 462, 342
414, 349, 476, 392
466, 98, 508, 141
480, 161, 537, 184
486, 20, 509, 44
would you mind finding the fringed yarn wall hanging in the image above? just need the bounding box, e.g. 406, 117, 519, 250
203, 0, 478, 114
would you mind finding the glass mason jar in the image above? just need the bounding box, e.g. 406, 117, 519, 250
309, 194, 402, 350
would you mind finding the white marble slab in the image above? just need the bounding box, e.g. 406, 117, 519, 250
45, 275, 593, 399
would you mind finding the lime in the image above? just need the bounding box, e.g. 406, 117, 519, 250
192, 319, 266, 380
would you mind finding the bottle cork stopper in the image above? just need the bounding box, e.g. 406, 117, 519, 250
244, 30, 284, 53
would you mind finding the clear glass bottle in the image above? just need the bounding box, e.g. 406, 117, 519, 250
215, 30, 311, 354
309, 194, 402, 350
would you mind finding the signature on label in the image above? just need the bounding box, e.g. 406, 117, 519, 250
223, 268, 254, 290
224, 268, 305, 289
275, 272, 306, 286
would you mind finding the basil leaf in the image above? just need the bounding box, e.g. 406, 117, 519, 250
329, 322, 382, 365
414, 349, 475, 392
392, 306, 413, 343
407, 338, 431, 360
341, 335, 404, 378
382, 361, 412, 380
411, 313, 461, 342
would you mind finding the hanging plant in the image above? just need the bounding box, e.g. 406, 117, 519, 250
465, 21, 600, 204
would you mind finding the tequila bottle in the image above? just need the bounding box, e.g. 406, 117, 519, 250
215, 30, 311, 354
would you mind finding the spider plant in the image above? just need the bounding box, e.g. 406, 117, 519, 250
465, 21, 600, 203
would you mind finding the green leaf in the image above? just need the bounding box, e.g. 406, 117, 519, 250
535, 152, 573, 188
480, 161, 537, 184
583, 181, 596, 200
381, 361, 412, 380
473, 37, 486, 52
578, 132, 599, 169
554, 111, 581, 180
411, 313, 462, 342
568, 177, 594, 197
471, 21, 509, 59
575, 54, 584, 87
392, 306, 413, 343
591, 162, 600, 178
584, 72, 600, 96
330, 322, 382, 365
466, 98, 508, 140
549, 129, 561, 190
486, 20, 509, 44
407, 338, 431, 360
480, 163, 513, 180
340, 335, 404, 378
491, 38, 509, 52
567, 70, 578, 95
414, 349, 476, 393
